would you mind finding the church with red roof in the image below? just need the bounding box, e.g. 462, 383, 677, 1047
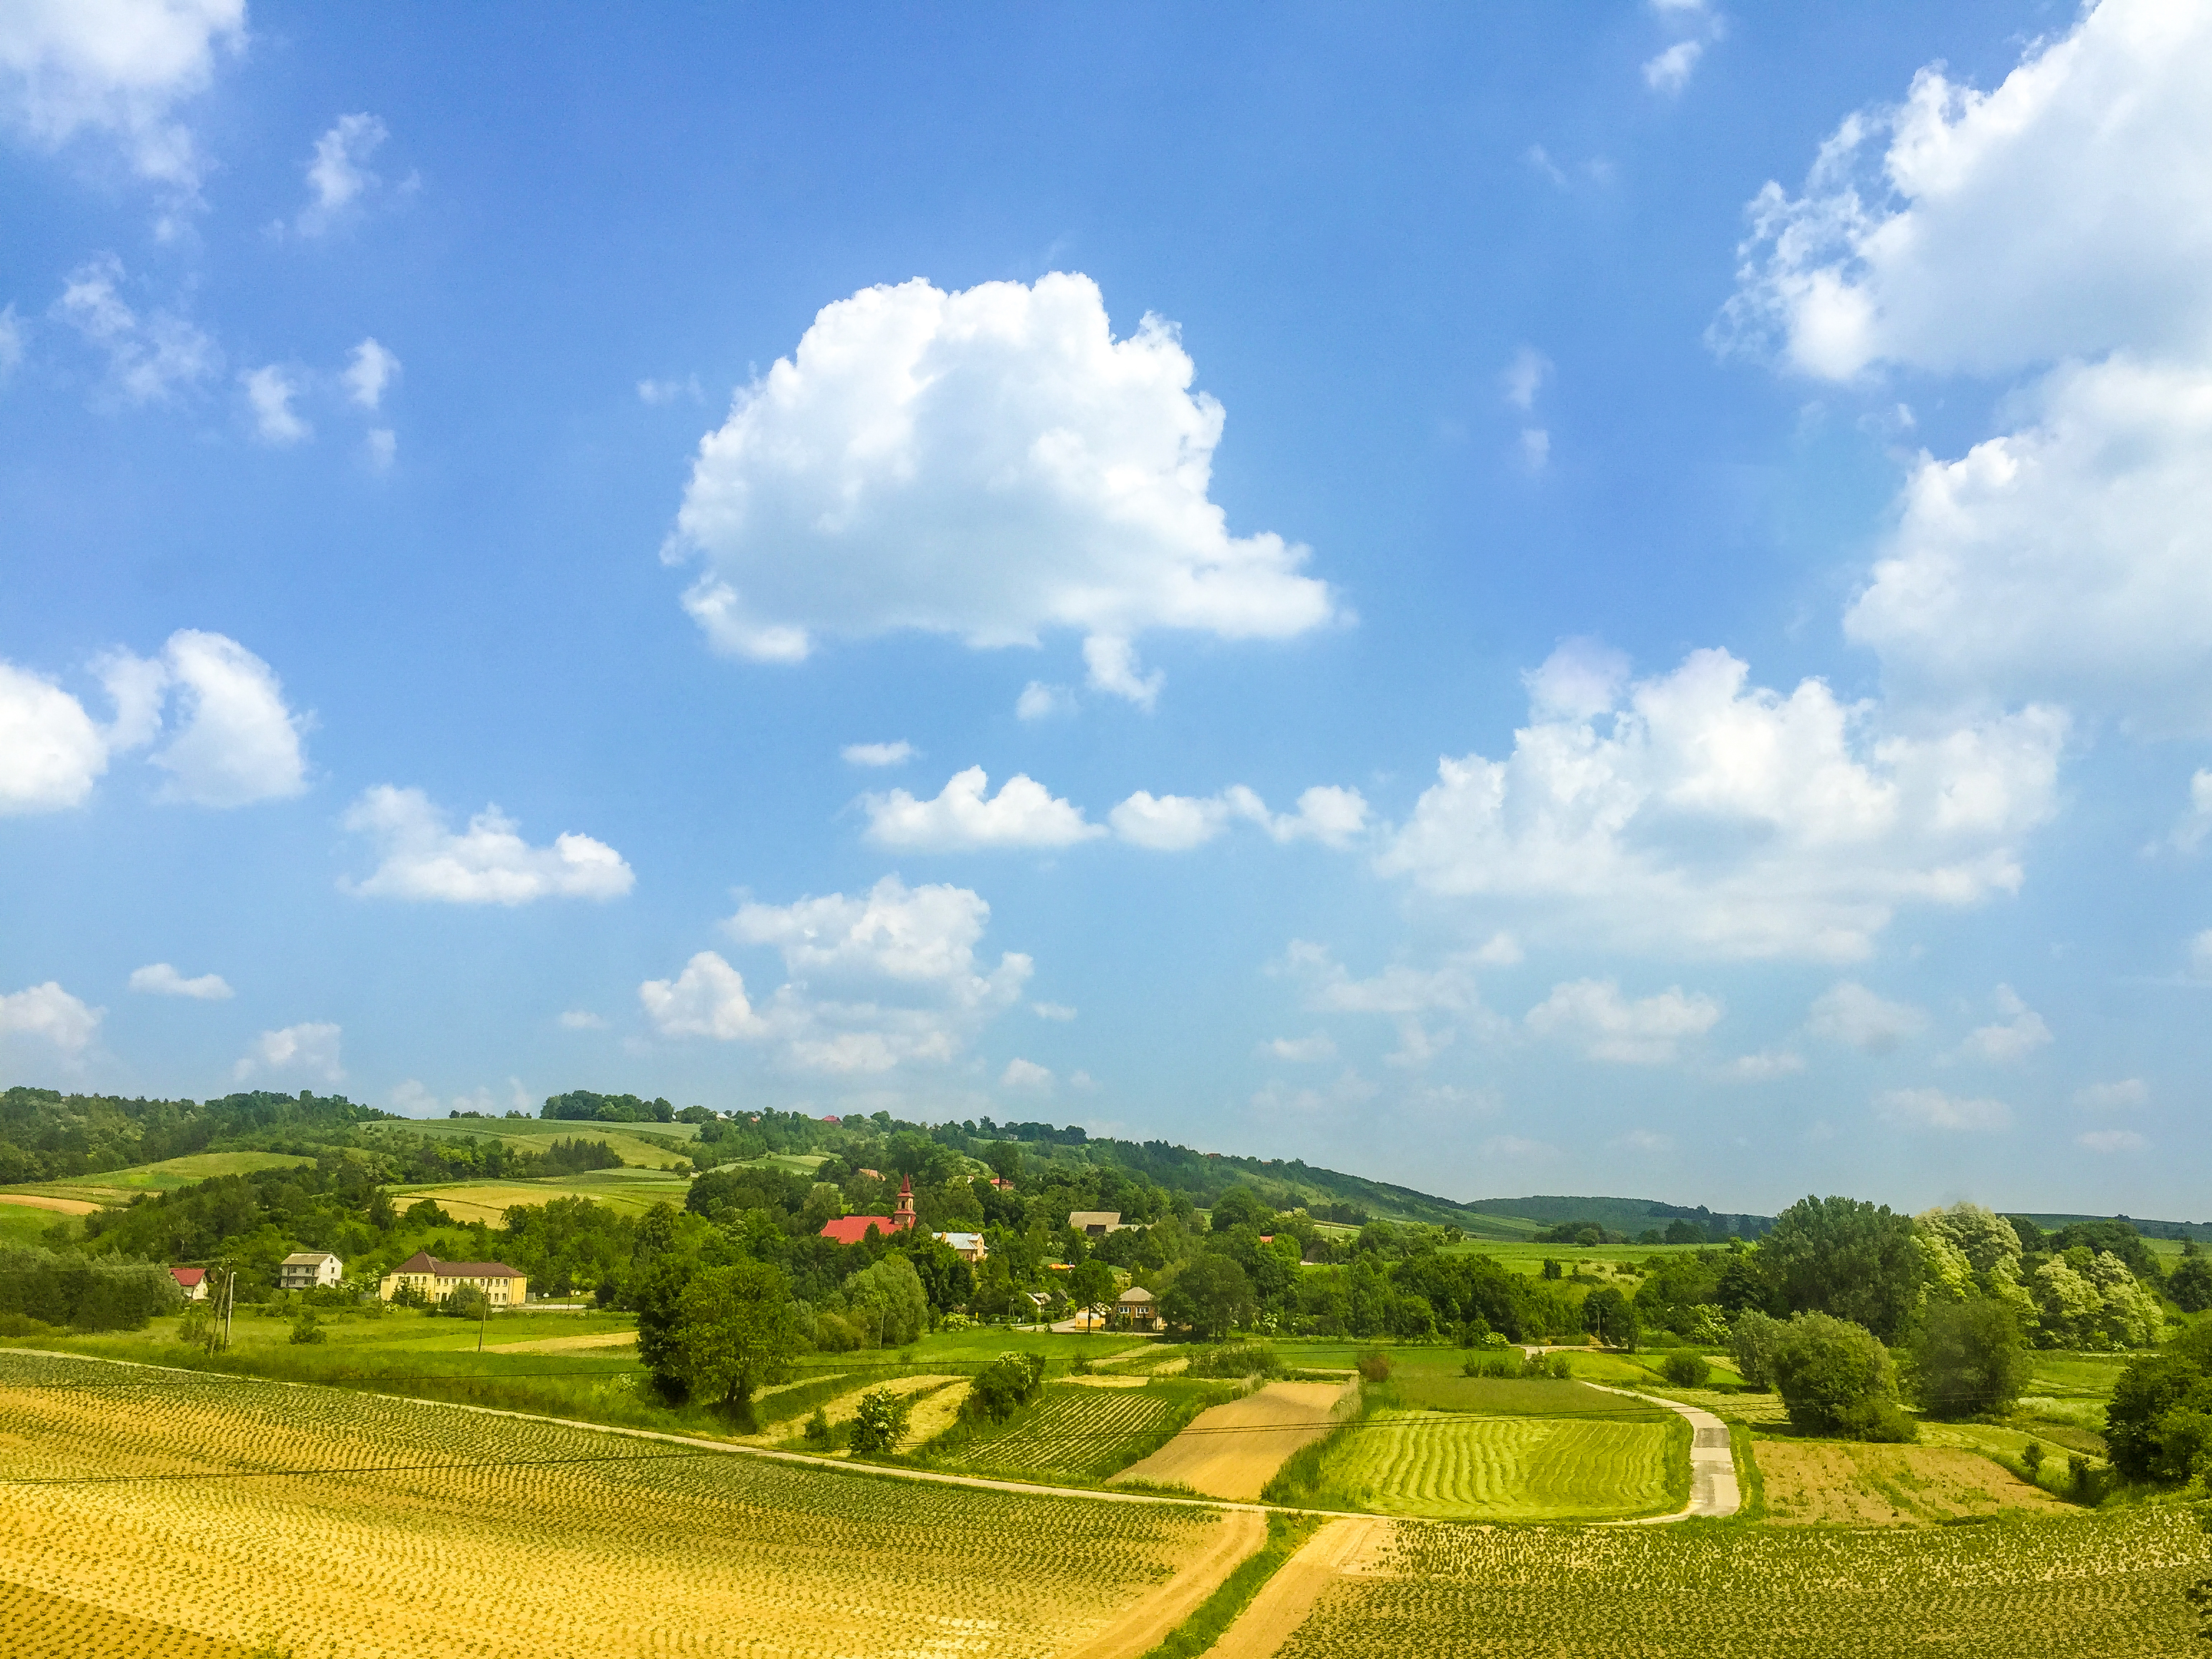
818, 1175, 916, 1245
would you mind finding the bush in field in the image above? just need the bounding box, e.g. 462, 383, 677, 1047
849, 1387, 911, 1454
1583, 1286, 1638, 1349
803, 1407, 831, 1448
1186, 1342, 1283, 1380
963, 1352, 1048, 1423
2169, 1251, 2212, 1315
288, 1310, 327, 1345
439, 1285, 490, 1320
1355, 1348, 1392, 1384
1660, 1349, 1710, 1388
1730, 1309, 1784, 1390
1765, 1311, 1916, 1440
2106, 1319, 2212, 1483
1909, 1295, 2032, 1419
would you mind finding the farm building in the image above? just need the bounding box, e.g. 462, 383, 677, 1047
279, 1253, 343, 1291
1113, 1286, 1159, 1331
1068, 1210, 1133, 1237
169, 1267, 208, 1301
934, 1230, 986, 1263
379, 1252, 528, 1306
819, 1175, 917, 1245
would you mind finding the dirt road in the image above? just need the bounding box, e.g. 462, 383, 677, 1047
1063, 1508, 1267, 1659
1208, 1516, 1391, 1659
1591, 1387, 1739, 1520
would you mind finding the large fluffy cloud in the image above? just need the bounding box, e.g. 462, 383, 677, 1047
0, 981, 102, 1056
1719, 0, 2212, 379
1376, 644, 2064, 960
0, 0, 245, 194
664, 273, 1339, 703
862, 768, 1104, 852
340, 786, 634, 904
234, 1020, 342, 1083
0, 630, 306, 812
642, 875, 1031, 1076
1721, 0, 2212, 731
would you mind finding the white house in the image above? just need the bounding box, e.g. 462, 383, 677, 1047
934, 1230, 987, 1263
279, 1252, 343, 1291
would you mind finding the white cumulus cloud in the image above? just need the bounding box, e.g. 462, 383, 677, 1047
2175, 770, 2212, 852
2074, 1079, 2147, 1112
1960, 983, 2052, 1065
863, 766, 1105, 852
1378, 644, 2063, 960
663, 272, 1340, 703
842, 740, 914, 768
1876, 1086, 2011, 1132
128, 962, 231, 999
341, 785, 634, 904
53, 254, 217, 403
344, 337, 399, 409
1643, 39, 1703, 94
1525, 978, 1722, 1065
0, 981, 102, 1056
558, 1010, 607, 1031
234, 1020, 342, 1083
2078, 1128, 2148, 1154
1, 631, 307, 813
297, 112, 387, 235
1807, 980, 1927, 1053
1262, 1033, 1338, 1064
241, 363, 310, 444
1001, 1058, 1053, 1090
642, 876, 1032, 1079
0, 0, 244, 199
1110, 783, 1369, 852
639, 951, 766, 1040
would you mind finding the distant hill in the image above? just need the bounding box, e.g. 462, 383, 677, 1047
1462, 1195, 1774, 1240
2016, 1213, 2210, 1241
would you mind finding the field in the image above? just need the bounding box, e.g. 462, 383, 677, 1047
1115, 1380, 1349, 1501
1392, 1373, 1666, 1417
1317, 1411, 1684, 1521
946, 1381, 1181, 1481
1443, 1238, 1715, 1276
1274, 1506, 2209, 1658
0, 1347, 1229, 1658
390, 1167, 693, 1220
1757, 1439, 2071, 1525
1, 1151, 317, 1208
362, 1117, 700, 1171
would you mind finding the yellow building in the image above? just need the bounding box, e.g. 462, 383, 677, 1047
379, 1251, 527, 1306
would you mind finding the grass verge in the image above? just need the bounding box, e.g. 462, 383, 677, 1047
1730, 1421, 1765, 1520
1141, 1511, 1322, 1659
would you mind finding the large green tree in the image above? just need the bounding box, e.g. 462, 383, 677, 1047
1909, 1296, 2032, 1419
1165, 1253, 1254, 1341
1761, 1196, 1922, 1342
1765, 1311, 1914, 1440
664, 1260, 799, 1411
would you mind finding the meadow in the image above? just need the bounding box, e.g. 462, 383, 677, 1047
388, 1166, 694, 1220
1315, 1411, 1686, 1521
1, 1150, 316, 1205
0, 1347, 1226, 1659
1274, 1506, 2208, 1658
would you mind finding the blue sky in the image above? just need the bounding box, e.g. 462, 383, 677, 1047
4, 0, 2209, 1216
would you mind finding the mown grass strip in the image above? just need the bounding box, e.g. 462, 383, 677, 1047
1730, 1421, 1765, 1520
1141, 1511, 1321, 1659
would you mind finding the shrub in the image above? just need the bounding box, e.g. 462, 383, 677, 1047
0, 1245, 179, 1331
289, 1311, 327, 1345
1660, 1349, 1711, 1388
802, 1407, 831, 1449
1186, 1342, 1283, 1380
849, 1387, 910, 1455
1729, 1309, 1785, 1390
1765, 1311, 1915, 1440
962, 1352, 1047, 1423
1355, 1349, 1391, 1384
2106, 1319, 2212, 1482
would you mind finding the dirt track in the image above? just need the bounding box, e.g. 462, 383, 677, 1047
1208, 1516, 1390, 1659
1112, 1381, 1349, 1501
1063, 1507, 1267, 1659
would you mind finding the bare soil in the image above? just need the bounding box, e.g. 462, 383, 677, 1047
1758, 1440, 2071, 1526
1111, 1381, 1349, 1501
1209, 1516, 1390, 1659
0, 1194, 100, 1215
1063, 1507, 1267, 1659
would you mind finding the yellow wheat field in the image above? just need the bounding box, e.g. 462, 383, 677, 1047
0, 1350, 1219, 1659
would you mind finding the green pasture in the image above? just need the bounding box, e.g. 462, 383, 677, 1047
361, 1117, 699, 1170
1316, 1411, 1686, 1521
2, 1149, 318, 1205
1392, 1373, 1668, 1418
1441, 1238, 1713, 1276
389, 1168, 692, 1220
0, 1203, 77, 1246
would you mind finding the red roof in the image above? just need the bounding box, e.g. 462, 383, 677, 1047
170, 1267, 205, 1288
819, 1215, 909, 1246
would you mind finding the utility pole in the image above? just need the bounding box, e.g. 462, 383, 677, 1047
220, 1267, 234, 1352
477, 1289, 487, 1354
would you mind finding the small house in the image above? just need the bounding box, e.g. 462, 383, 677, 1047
279, 1252, 343, 1291
169, 1267, 208, 1302
934, 1230, 986, 1264
1114, 1286, 1159, 1331
1068, 1210, 1129, 1238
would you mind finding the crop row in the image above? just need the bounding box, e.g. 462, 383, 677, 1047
1322, 1412, 1675, 1521
1278, 1508, 2209, 1658
0, 1349, 1217, 1658
956, 1384, 1175, 1479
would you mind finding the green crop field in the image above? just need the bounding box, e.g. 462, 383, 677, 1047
1277, 1506, 2208, 1657
389, 1169, 693, 1220
945, 1382, 1181, 1480
0, 1203, 77, 1246
361, 1117, 700, 1170
1391, 1374, 1667, 1417
1317, 1411, 1684, 1521
3, 1151, 318, 1207
0, 1347, 1221, 1658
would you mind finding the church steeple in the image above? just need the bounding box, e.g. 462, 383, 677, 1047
894, 1174, 915, 1230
